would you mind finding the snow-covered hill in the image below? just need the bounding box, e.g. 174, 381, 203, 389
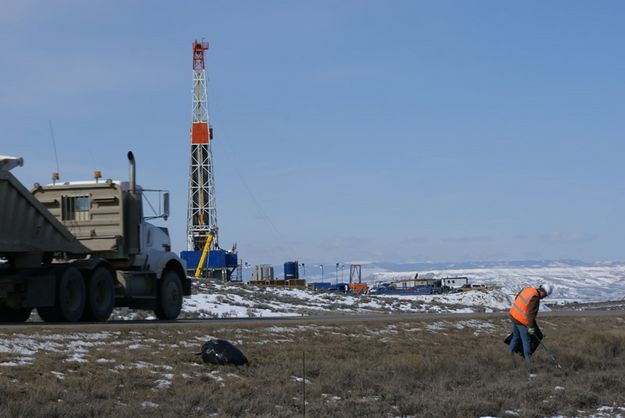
369, 264, 625, 303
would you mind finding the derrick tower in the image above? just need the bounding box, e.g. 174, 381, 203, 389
186, 40, 218, 251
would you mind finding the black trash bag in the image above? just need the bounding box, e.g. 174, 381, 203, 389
196, 339, 249, 366
503, 324, 543, 358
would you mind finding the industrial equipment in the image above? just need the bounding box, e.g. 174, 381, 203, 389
284, 261, 299, 280
348, 264, 368, 294
187, 39, 218, 251
194, 231, 215, 278
252, 265, 274, 281
369, 282, 434, 295
0, 152, 190, 322
181, 39, 238, 280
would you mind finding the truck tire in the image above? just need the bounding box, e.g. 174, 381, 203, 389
0, 305, 32, 322
154, 270, 183, 320
37, 267, 86, 322
81, 267, 115, 322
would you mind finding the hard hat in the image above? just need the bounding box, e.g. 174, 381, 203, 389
539, 283, 553, 296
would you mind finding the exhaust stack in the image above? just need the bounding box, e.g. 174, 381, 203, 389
127, 151, 136, 195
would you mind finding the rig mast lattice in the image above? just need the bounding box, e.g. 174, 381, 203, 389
186, 40, 218, 251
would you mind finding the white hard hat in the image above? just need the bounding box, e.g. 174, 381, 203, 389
539, 283, 553, 296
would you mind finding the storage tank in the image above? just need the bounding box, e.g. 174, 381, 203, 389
262, 265, 274, 280
252, 264, 274, 281
284, 261, 299, 280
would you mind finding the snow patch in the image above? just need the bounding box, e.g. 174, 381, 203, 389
291, 375, 311, 385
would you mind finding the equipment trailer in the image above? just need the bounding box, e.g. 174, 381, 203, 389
0, 152, 190, 322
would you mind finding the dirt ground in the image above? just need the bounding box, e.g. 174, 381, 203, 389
1, 312, 624, 418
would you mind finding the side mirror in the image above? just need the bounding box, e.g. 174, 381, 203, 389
163, 192, 170, 221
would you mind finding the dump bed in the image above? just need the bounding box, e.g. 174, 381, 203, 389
0, 156, 89, 255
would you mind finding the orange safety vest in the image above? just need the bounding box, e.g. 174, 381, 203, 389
509, 287, 539, 326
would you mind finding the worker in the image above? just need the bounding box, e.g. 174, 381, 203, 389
508, 283, 553, 359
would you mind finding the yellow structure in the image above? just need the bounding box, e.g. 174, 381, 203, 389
194, 232, 215, 278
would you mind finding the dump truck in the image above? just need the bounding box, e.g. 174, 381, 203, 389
0, 152, 190, 322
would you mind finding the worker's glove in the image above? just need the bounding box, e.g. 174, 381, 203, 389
528, 327, 536, 335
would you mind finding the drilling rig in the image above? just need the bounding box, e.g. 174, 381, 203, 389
186, 40, 217, 252
180, 39, 238, 281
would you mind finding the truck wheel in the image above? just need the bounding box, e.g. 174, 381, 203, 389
37, 267, 86, 322
0, 305, 32, 322
154, 270, 183, 320
82, 267, 115, 322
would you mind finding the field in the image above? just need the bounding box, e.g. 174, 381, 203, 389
1, 312, 625, 418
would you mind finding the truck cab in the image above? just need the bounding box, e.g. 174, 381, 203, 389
1, 152, 189, 322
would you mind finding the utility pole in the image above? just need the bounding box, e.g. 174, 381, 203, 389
316, 264, 324, 282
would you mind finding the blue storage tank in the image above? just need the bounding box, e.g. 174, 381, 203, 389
284, 261, 299, 280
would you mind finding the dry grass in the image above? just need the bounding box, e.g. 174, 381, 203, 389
1, 313, 625, 417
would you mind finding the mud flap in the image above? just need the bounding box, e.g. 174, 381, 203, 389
23, 272, 56, 307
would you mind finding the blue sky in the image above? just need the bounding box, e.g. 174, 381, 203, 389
2, 1, 625, 265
